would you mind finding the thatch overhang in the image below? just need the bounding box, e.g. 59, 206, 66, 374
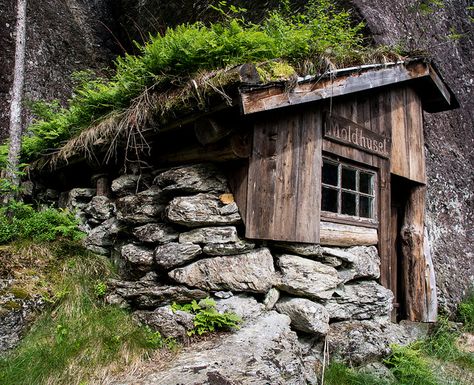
29, 58, 458, 186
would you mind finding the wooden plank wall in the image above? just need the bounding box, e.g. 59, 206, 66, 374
246, 108, 322, 243
390, 87, 426, 184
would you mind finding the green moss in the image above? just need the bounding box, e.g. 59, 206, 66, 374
3, 300, 22, 311
256, 61, 296, 82
9, 287, 31, 300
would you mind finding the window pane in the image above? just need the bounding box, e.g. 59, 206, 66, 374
360, 196, 373, 218
322, 187, 338, 212
322, 161, 338, 186
341, 192, 356, 216
342, 167, 356, 190
360, 172, 373, 194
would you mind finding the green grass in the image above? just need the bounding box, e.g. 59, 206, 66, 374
458, 292, 474, 333
0, 0, 382, 167
0, 243, 169, 385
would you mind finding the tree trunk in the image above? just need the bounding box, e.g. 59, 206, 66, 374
5, 0, 27, 193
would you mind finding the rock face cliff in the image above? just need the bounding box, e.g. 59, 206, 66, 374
0, 0, 472, 311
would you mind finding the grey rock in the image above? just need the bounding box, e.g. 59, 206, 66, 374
166, 193, 241, 227
0, 293, 44, 354
168, 248, 276, 293
84, 195, 115, 222
85, 244, 110, 255
116, 187, 167, 224
214, 291, 233, 299
327, 319, 417, 365
358, 362, 396, 382
154, 163, 228, 194
111, 174, 151, 197
179, 226, 239, 244
274, 243, 323, 257
85, 218, 124, 248
277, 254, 342, 300
276, 297, 330, 335
67, 188, 96, 210
323, 246, 380, 282
263, 288, 280, 310
323, 281, 393, 320
215, 295, 264, 324
107, 279, 208, 309
112, 312, 307, 385
154, 242, 202, 270
134, 306, 195, 340
20, 180, 34, 197
133, 223, 179, 244
121, 244, 154, 272
203, 240, 255, 255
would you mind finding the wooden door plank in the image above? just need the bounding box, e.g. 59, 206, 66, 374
390, 88, 409, 178
405, 88, 426, 183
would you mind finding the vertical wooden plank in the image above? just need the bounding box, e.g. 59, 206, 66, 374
273, 113, 298, 240
390, 88, 409, 178
378, 159, 391, 290
356, 94, 371, 129
246, 117, 278, 239
405, 88, 426, 183
401, 185, 428, 321
295, 110, 321, 243
390, 208, 399, 321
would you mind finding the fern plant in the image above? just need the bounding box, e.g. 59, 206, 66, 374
172, 298, 241, 336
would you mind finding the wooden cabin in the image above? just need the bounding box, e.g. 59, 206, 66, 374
34, 59, 458, 323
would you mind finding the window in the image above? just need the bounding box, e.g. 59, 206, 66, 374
321, 158, 376, 220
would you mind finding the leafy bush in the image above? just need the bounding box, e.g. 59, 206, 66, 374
0, 201, 84, 243
172, 297, 241, 336
0, 246, 165, 385
0, 0, 369, 167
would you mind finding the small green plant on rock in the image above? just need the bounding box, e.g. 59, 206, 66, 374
172, 297, 241, 336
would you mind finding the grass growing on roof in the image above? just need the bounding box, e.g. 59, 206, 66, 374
0, 0, 401, 167
0, 242, 172, 385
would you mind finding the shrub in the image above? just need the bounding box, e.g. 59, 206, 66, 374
0, 201, 84, 244
172, 297, 241, 336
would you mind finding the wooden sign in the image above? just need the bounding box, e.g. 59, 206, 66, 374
324, 114, 391, 158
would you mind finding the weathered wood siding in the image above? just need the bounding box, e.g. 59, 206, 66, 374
390, 87, 426, 183
246, 108, 322, 243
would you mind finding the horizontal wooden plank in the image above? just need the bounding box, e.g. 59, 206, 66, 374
320, 221, 378, 246
241, 62, 430, 115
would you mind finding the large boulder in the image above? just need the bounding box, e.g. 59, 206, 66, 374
85, 218, 125, 254
133, 223, 179, 244
327, 319, 417, 365
323, 281, 393, 320
214, 294, 264, 324
154, 163, 228, 194
168, 248, 276, 293
116, 187, 167, 224
112, 312, 308, 385
134, 306, 195, 340
276, 297, 330, 335
154, 242, 202, 270
107, 278, 208, 309
84, 196, 116, 224
179, 226, 239, 244
66, 188, 96, 210
165, 193, 241, 227
276, 255, 342, 300
323, 246, 380, 282
120, 244, 154, 272
111, 174, 152, 197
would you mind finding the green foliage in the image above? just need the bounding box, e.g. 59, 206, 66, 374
0, 0, 369, 167
172, 297, 241, 336
458, 292, 474, 333
0, 201, 84, 244
324, 361, 391, 385
384, 344, 440, 385
0, 246, 164, 385
94, 281, 107, 298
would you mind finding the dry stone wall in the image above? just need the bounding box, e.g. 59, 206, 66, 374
48, 162, 408, 372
